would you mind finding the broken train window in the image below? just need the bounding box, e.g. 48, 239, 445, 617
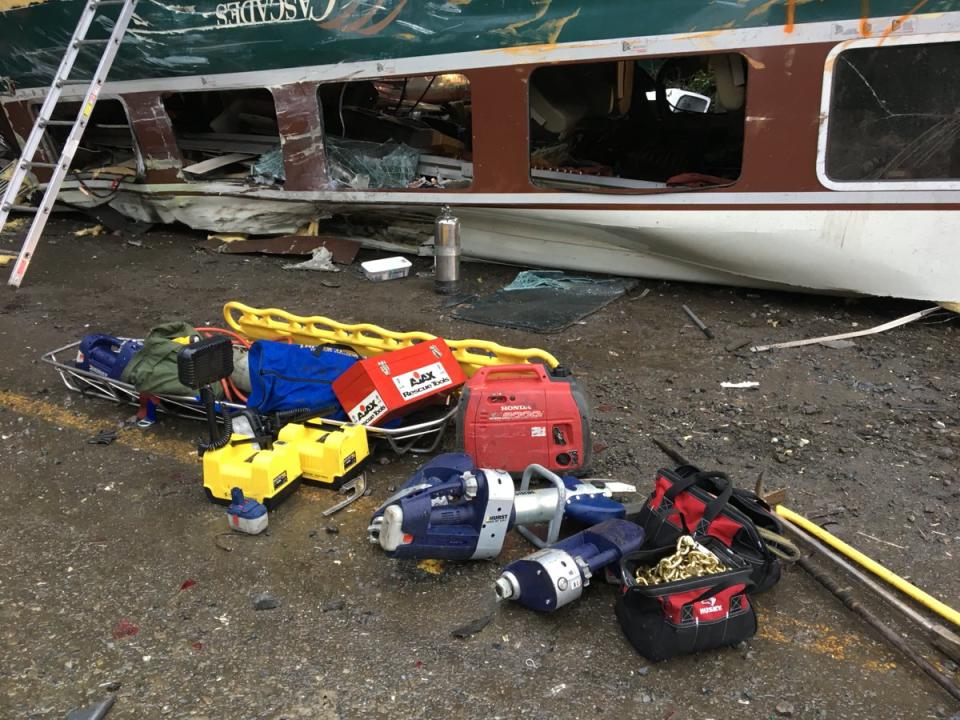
529, 54, 747, 191
162, 89, 282, 184
36, 98, 140, 186
317, 74, 471, 190
824, 40, 960, 183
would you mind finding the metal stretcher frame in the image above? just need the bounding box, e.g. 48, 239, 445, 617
41, 339, 455, 455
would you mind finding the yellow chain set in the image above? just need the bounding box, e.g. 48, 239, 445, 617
223, 301, 559, 377
634, 535, 726, 586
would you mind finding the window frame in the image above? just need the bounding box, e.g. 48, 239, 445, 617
817, 33, 960, 191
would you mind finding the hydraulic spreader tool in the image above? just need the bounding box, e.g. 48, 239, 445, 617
367, 453, 635, 560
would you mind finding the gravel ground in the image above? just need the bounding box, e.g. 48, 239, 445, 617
0, 216, 957, 719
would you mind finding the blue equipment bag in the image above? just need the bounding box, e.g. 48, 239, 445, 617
246, 340, 358, 415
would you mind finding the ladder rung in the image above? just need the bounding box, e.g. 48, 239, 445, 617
21, 161, 59, 169
1, 203, 38, 213
40, 120, 76, 127
74, 38, 112, 47
94, 0, 128, 5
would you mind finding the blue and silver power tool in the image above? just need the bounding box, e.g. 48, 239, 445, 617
367, 452, 635, 561
76, 334, 143, 380
494, 519, 645, 612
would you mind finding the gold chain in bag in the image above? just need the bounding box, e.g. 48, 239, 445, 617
634, 535, 726, 586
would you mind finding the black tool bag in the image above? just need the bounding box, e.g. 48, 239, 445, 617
629, 465, 783, 593
615, 538, 756, 662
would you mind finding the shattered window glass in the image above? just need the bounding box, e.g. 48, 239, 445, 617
318, 74, 471, 190
826, 41, 960, 182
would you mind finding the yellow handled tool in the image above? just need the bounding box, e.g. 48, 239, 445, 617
223, 301, 559, 377
776, 505, 960, 628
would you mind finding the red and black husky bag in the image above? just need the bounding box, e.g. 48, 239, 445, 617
629, 465, 783, 593
615, 537, 756, 661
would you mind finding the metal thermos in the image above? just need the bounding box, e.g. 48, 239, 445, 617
434, 206, 460, 295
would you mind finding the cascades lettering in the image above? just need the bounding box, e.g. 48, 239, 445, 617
215, 0, 338, 27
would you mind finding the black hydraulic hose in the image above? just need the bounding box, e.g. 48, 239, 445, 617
198, 387, 233, 456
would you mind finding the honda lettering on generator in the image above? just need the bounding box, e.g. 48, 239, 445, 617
457, 364, 591, 475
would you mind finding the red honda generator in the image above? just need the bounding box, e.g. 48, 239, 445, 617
457, 364, 591, 475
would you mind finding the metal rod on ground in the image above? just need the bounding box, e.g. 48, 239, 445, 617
795, 553, 960, 702
780, 515, 960, 662
682, 304, 714, 339
777, 505, 960, 628
652, 437, 691, 467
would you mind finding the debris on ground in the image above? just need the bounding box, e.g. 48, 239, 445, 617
74, 224, 106, 238
65, 695, 116, 720
751, 306, 942, 352
253, 593, 281, 611
682, 304, 714, 339
87, 429, 118, 445
452, 270, 637, 332
282, 246, 339, 272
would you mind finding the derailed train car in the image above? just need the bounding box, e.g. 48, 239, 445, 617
1, 0, 958, 301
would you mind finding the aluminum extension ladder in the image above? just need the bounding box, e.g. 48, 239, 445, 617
0, 0, 138, 287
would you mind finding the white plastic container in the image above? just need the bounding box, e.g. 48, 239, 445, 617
361, 256, 412, 282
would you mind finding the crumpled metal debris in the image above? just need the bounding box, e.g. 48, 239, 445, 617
281, 246, 339, 272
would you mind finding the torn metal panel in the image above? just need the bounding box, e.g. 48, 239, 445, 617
58, 187, 322, 235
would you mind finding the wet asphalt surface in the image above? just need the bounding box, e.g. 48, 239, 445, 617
0, 216, 958, 719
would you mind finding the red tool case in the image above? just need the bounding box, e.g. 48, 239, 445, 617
456, 364, 591, 475
333, 339, 466, 426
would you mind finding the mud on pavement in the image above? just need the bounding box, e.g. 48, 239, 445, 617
0, 217, 958, 719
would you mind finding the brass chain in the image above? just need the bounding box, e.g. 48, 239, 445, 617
634, 535, 726, 586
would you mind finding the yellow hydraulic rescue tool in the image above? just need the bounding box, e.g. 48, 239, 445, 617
203, 420, 370, 513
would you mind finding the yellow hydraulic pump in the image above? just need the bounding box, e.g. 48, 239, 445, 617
277, 421, 369, 487
202, 420, 370, 510
203, 436, 302, 507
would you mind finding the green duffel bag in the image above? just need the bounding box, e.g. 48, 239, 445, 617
122, 321, 225, 399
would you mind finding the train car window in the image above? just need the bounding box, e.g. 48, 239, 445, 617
317, 74, 472, 190
825, 40, 960, 182
529, 53, 747, 192
162, 89, 281, 183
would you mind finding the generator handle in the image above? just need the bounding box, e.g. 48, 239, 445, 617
476, 364, 547, 381
516, 463, 566, 549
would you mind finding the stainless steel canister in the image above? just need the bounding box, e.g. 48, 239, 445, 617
434, 205, 460, 295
